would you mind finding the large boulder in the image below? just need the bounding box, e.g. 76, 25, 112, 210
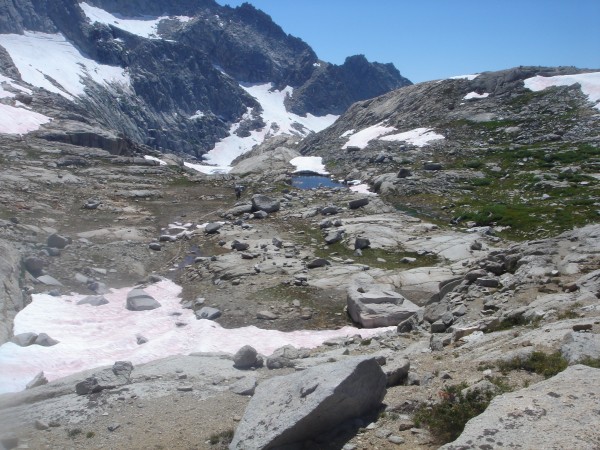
126, 289, 161, 311
441, 365, 600, 449
75, 361, 133, 395
347, 287, 421, 328
230, 356, 387, 449
251, 194, 280, 213
0, 240, 24, 345
561, 331, 600, 364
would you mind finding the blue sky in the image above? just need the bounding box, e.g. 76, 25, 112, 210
216, 0, 600, 83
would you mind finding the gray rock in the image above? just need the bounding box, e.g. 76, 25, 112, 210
354, 237, 371, 250
321, 205, 339, 215
229, 357, 387, 449
37, 275, 63, 286
397, 168, 411, 178
475, 277, 500, 288
159, 235, 177, 242
148, 242, 161, 251
34, 419, 49, 430
26, 371, 48, 389
75, 361, 133, 395
10, 332, 38, 347
24, 256, 45, 276
306, 258, 330, 269
47, 233, 71, 249
324, 229, 344, 244
126, 289, 161, 311
464, 268, 488, 282
227, 204, 253, 216
252, 210, 268, 219
347, 287, 421, 328
230, 376, 257, 396
423, 162, 443, 171
440, 365, 600, 450
319, 219, 333, 229
77, 295, 109, 306
233, 345, 260, 369
205, 222, 222, 234
348, 198, 369, 209
195, 307, 222, 320
257, 310, 278, 320
266, 345, 306, 369
383, 357, 410, 387
34, 333, 59, 347
251, 194, 280, 213
231, 240, 250, 251
430, 320, 447, 333
561, 331, 600, 364
0, 434, 18, 449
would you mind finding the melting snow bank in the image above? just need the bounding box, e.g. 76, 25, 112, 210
0, 279, 393, 393
80, 2, 191, 39
0, 32, 130, 100
342, 124, 444, 149
0, 103, 51, 135
200, 83, 338, 168
524, 72, 600, 110
290, 156, 329, 175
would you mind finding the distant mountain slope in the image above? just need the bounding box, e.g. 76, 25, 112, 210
0, 0, 411, 158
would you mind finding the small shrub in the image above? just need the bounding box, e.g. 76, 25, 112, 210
209, 429, 234, 446
67, 428, 82, 438
485, 315, 539, 333
86, 431, 95, 439
497, 351, 568, 378
413, 383, 495, 443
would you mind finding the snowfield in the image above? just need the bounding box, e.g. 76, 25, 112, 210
289, 156, 329, 175
464, 91, 490, 100
0, 103, 51, 134
192, 82, 338, 173
0, 279, 392, 393
524, 72, 600, 110
80, 2, 191, 39
0, 32, 130, 100
341, 123, 445, 149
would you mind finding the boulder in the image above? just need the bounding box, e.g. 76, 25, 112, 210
348, 198, 369, 209
251, 194, 280, 213
306, 258, 330, 269
75, 361, 133, 395
231, 240, 250, 251
126, 289, 161, 311
324, 229, 344, 244
321, 206, 339, 215
205, 222, 222, 234
37, 275, 63, 286
423, 162, 443, 171
148, 242, 161, 251
23, 256, 45, 276
0, 240, 24, 346
347, 287, 421, 328
10, 332, 38, 347
195, 307, 222, 320
266, 345, 306, 370
34, 333, 59, 346
26, 371, 48, 389
230, 376, 257, 396
440, 365, 600, 450
397, 168, 411, 178
561, 331, 600, 364
383, 357, 410, 387
227, 204, 253, 216
230, 357, 386, 449
354, 237, 371, 250
47, 233, 71, 249
77, 295, 109, 306
233, 345, 261, 369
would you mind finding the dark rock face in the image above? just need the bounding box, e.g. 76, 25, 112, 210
0, 0, 410, 157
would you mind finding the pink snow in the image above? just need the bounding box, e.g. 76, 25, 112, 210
0, 103, 51, 134
524, 72, 600, 110
0, 280, 392, 393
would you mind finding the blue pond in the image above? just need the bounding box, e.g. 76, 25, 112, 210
291, 175, 346, 190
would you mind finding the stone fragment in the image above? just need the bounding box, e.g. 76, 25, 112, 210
77, 295, 109, 306
230, 376, 257, 396
251, 194, 280, 213
306, 258, 330, 269
348, 198, 369, 209
126, 289, 161, 311
354, 237, 371, 250
205, 222, 222, 234
35, 333, 59, 346
347, 287, 421, 328
10, 332, 38, 347
233, 345, 261, 369
47, 233, 70, 249
26, 371, 48, 389
195, 307, 222, 320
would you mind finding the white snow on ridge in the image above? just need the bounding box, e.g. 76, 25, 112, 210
0, 103, 51, 134
341, 122, 396, 149
380, 127, 445, 147
464, 91, 490, 100
450, 74, 480, 80
341, 123, 445, 149
143, 155, 167, 166
0, 32, 130, 100
198, 82, 338, 170
524, 72, 600, 110
290, 156, 329, 175
0, 279, 392, 393
80, 2, 191, 39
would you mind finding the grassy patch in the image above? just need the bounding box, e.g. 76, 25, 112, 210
485, 314, 541, 333
579, 357, 600, 369
497, 351, 568, 378
413, 383, 496, 443
209, 429, 234, 446
67, 428, 82, 438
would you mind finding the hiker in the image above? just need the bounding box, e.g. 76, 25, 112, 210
234, 185, 243, 200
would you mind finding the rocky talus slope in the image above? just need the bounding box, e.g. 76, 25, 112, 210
0, 129, 599, 449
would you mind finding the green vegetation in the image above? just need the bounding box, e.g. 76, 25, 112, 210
485, 314, 541, 333
86, 431, 95, 439
413, 383, 496, 443
579, 357, 600, 369
209, 429, 234, 445
497, 351, 568, 378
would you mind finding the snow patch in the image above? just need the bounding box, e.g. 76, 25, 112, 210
0, 279, 392, 393
340, 129, 355, 138
290, 156, 329, 175
80, 2, 191, 39
0, 103, 51, 134
380, 127, 445, 147
349, 184, 376, 195
524, 72, 600, 110
189, 110, 205, 120
341, 122, 396, 149
464, 91, 490, 100
183, 161, 231, 175
144, 155, 167, 166
196, 83, 338, 170
0, 32, 130, 100
450, 74, 480, 80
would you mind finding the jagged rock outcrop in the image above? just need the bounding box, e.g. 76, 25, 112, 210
0, 240, 24, 345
